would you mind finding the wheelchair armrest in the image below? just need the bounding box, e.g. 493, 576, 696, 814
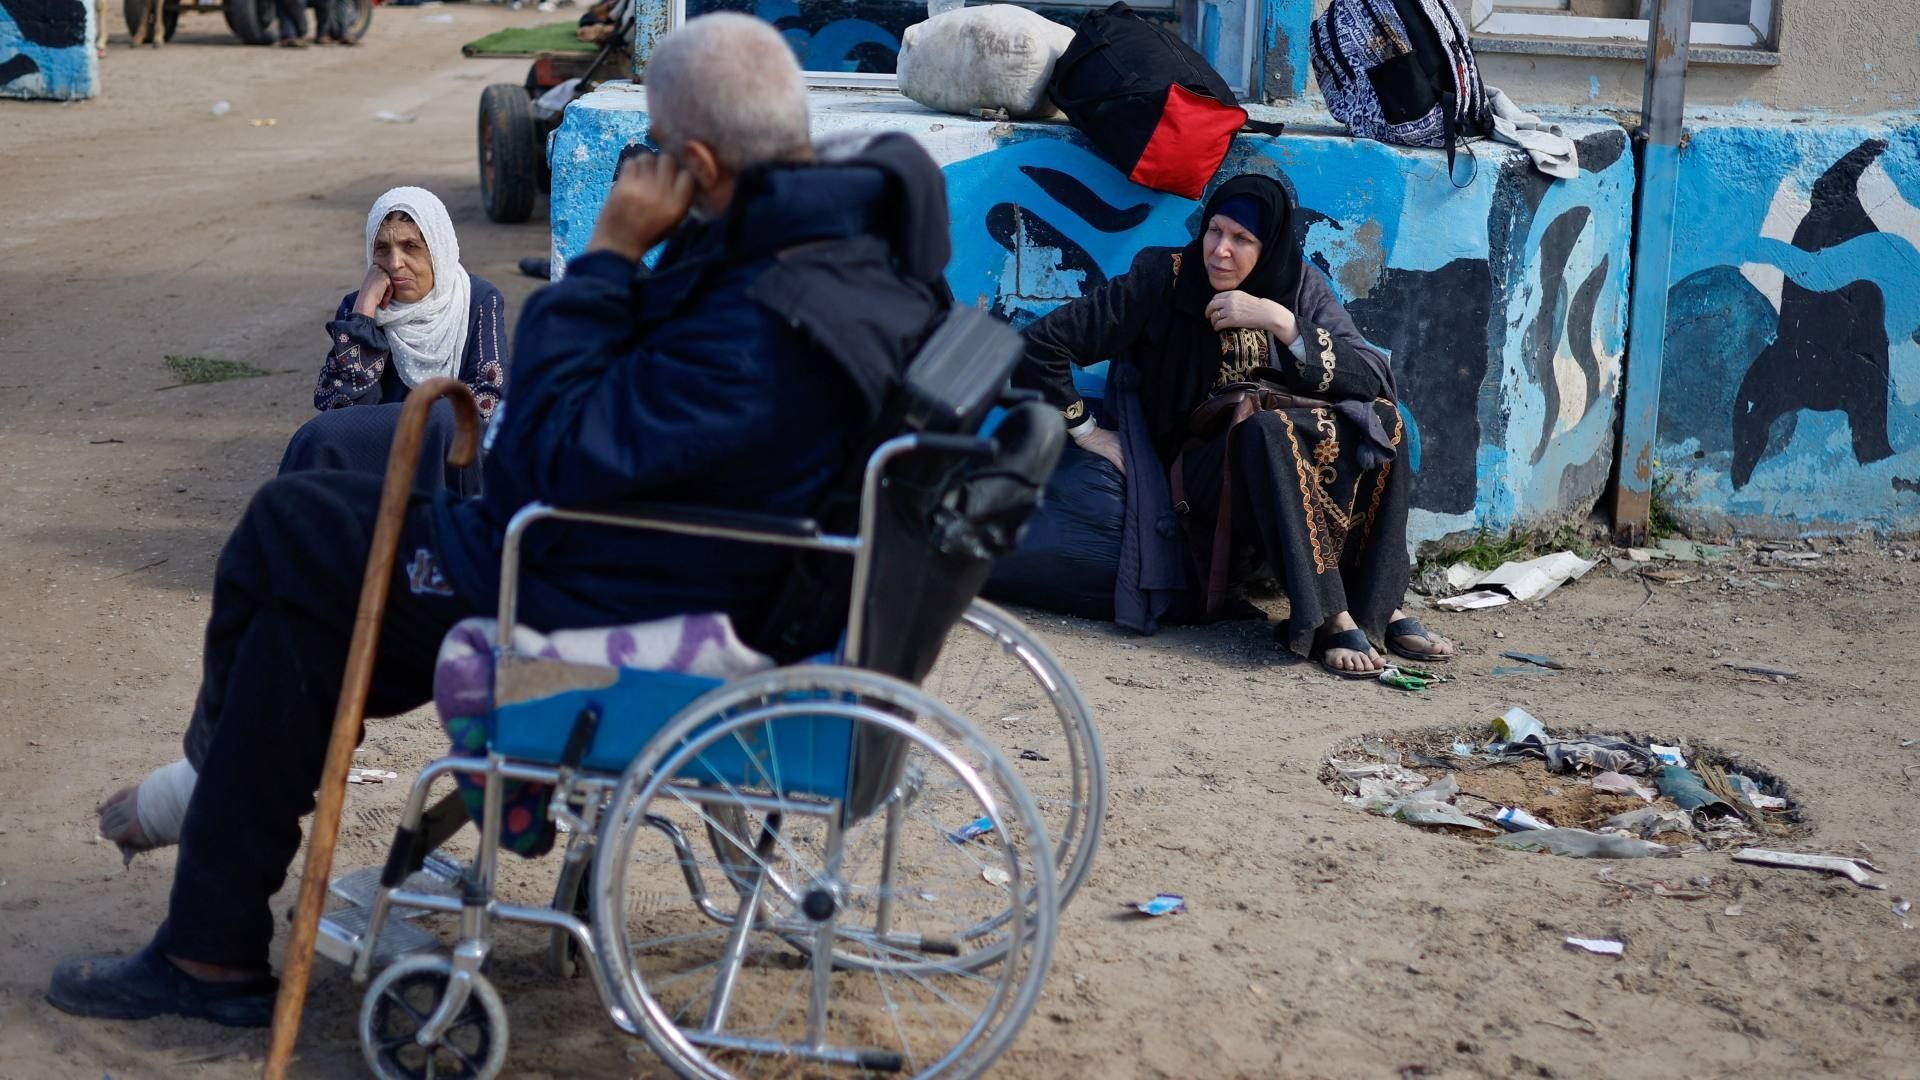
560, 499, 824, 541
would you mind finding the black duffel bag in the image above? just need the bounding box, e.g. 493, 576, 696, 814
1047, 1, 1276, 198
983, 442, 1125, 621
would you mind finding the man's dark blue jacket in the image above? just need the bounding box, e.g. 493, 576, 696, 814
432, 133, 953, 632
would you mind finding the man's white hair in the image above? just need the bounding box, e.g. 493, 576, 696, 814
646, 13, 811, 173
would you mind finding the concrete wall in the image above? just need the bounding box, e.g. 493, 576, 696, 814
551, 87, 1635, 548
0, 0, 96, 101
1286, 0, 1919, 116
1655, 116, 1920, 536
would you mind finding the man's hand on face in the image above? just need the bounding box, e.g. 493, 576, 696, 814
587, 152, 697, 262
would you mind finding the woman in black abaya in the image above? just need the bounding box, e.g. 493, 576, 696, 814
1017, 174, 1454, 676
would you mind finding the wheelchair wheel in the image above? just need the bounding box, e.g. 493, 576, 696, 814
359, 954, 509, 1080
929, 599, 1105, 913
704, 600, 1103, 976
592, 666, 1057, 1079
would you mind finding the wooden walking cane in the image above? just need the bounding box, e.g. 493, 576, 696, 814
264, 379, 481, 1080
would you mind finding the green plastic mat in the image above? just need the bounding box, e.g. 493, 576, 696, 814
462, 21, 595, 57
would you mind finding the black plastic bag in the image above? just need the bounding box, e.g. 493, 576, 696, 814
983, 442, 1124, 620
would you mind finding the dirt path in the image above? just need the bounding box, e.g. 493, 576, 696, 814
4, 19, 1920, 1079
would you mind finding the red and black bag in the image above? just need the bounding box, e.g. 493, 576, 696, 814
1047, 1, 1273, 199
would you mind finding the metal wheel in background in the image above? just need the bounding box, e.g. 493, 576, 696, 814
593, 667, 1058, 1079
222, 0, 277, 44
929, 599, 1105, 917
341, 0, 372, 39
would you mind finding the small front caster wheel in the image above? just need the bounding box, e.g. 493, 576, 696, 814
359, 954, 509, 1080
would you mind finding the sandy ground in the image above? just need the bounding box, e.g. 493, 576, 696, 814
4, 15, 1920, 1079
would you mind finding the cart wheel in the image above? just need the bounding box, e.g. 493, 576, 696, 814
122, 0, 179, 41
222, 0, 277, 44
478, 84, 540, 224
343, 0, 373, 40
359, 955, 508, 1080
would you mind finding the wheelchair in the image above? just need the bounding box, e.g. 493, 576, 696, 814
310, 309, 1103, 1079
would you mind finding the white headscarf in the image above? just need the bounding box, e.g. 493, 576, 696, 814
365, 187, 473, 389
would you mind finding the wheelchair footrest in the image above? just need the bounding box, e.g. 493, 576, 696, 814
328, 852, 465, 914
316, 903, 442, 969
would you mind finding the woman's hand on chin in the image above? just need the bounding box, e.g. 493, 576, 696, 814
1206, 290, 1297, 345
353, 266, 393, 318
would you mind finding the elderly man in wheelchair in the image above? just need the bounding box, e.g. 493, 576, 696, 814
51, 13, 1091, 1078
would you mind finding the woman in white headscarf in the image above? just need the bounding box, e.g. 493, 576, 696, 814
104, 189, 510, 859
278, 186, 508, 497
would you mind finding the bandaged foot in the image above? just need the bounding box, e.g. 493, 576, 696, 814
98, 759, 197, 862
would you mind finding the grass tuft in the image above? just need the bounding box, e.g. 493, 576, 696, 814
163, 355, 270, 385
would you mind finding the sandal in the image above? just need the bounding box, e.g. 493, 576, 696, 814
1311, 627, 1385, 680
1385, 616, 1453, 663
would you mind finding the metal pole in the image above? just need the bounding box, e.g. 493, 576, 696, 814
1609, 0, 1693, 545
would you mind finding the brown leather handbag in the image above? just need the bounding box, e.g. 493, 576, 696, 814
1171, 374, 1331, 613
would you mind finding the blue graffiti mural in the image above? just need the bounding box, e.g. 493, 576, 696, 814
1, 0, 95, 100
942, 125, 1632, 539
1658, 123, 1920, 533
549, 88, 1635, 544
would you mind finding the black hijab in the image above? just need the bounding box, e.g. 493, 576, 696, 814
1171, 174, 1304, 316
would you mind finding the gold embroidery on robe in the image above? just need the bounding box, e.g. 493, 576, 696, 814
1212, 327, 1269, 392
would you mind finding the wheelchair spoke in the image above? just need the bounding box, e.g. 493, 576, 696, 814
684, 732, 826, 888
601, 667, 1057, 1080
444, 1043, 482, 1076
870, 959, 919, 1073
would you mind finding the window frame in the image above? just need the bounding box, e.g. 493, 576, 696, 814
654, 0, 1197, 92
1470, 0, 1777, 50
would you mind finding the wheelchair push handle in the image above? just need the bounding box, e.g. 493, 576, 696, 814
907, 432, 996, 460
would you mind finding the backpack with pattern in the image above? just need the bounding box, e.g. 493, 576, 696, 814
1309, 0, 1490, 164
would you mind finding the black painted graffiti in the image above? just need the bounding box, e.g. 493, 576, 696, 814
0, 0, 89, 47
1576, 130, 1625, 175
0, 52, 40, 86
1348, 259, 1493, 516
1525, 207, 1596, 465
983, 169, 1150, 321
1487, 138, 1621, 484
1, 0, 87, 89
1021, 167, 1152, 233
1730, 139, 1897, 489
985, 204, 1109, 321
1733, 279, 1892, 487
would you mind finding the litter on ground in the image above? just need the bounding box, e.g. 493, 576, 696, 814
1322, 714, 1805, 858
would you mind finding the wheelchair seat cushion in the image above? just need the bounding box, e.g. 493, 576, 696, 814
431, 613, 774, 856
433, 613, 774, 723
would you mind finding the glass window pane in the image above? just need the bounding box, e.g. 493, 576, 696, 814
1633, 0, 1755, 23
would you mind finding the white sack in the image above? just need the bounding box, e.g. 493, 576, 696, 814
896, 5, 1075, 121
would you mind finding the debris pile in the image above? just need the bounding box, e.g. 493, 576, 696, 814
1321, 709, 1805, 858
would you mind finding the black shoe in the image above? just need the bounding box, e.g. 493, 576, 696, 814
518, 256, 552, 280
47, 944, 278, 1027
